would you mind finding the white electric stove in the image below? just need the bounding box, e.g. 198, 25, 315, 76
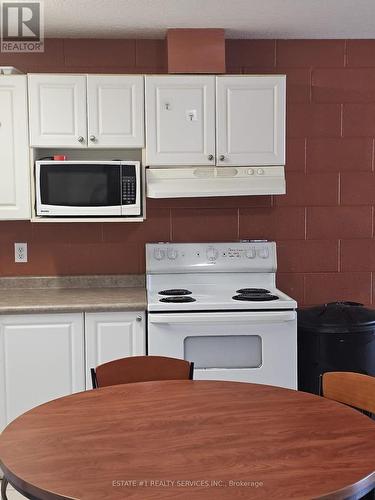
146, 241, 297, 389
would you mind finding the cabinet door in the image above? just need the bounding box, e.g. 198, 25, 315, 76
0, 76, 30, 220
0, 313, 85, 431
145, 75, 216, 166
216, 76, 286, 166
28, 74, 87, 147
87, 75, 144, 148
85, 311, 146, 389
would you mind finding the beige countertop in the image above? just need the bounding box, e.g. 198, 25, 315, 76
0, 275, 147, 315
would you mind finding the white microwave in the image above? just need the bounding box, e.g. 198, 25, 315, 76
35, 160, 141, 217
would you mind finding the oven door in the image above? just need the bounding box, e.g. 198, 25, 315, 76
36, 162, 122, 216
148, 311, 297, 389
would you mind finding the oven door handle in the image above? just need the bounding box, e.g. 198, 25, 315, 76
148, 311, 296, 324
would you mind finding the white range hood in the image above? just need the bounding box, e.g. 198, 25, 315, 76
146, 166, 286, 198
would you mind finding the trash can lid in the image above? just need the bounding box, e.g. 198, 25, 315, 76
297, 301, 375, 333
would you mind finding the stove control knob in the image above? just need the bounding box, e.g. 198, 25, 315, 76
206, 246, 219, 261
167, 248, 178, 260
257, 168, 265, 175
245, 248, 256, 259
154, 248, 166, 261
258, 247, 269, 259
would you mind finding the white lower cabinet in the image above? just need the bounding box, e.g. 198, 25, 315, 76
85, 311, 146, 389
0, 313, 85, 432
0, 311, 146, 431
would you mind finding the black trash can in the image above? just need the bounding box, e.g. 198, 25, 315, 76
297, 301, 375, 394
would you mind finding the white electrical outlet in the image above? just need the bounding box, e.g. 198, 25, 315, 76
15, 243, 28, 263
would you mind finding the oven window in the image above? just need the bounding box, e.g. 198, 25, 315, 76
184, 335, 262, 369
40, 164, 121, 206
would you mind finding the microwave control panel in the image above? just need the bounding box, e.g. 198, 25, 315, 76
121, 165, 137, 205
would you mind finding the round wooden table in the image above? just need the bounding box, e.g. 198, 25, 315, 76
0, 380, 374, 500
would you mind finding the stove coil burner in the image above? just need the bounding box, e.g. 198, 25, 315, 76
232, 294, 279, 302
236, 288, 271, 294
160, 296, 196, 303
158, 289, 192, 296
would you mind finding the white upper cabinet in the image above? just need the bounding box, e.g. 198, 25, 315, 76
28, 74, 145, 148
145, 75, 216, 166
87, 75, 144, 148
28, 74, 87, 147
145, 75, 285, 167
0, 75, 30, 220
216, 76, 286, 166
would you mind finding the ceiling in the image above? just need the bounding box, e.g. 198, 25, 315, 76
43, 0, 375, 39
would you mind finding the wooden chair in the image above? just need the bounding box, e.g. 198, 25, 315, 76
321, 371, 375, 415
91, 355, 194, 389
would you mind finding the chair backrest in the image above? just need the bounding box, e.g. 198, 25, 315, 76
322, 371, 375, 414
92, 356, 194, 388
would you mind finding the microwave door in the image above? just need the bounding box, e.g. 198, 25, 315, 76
37, 164, 122, 216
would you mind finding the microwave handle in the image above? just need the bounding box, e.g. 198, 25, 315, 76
149, 311, 296, 324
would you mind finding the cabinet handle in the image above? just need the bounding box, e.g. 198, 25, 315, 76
219, 155, 225, 161
136, 315, 143, 322
89, 135, 96, 142
77, 136, 84, 143
208, 154, 214, 161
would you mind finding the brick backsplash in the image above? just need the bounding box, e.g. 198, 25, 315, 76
1, 38, 375, 307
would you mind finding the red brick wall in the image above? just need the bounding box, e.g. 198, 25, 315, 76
1, 38, 374, 308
